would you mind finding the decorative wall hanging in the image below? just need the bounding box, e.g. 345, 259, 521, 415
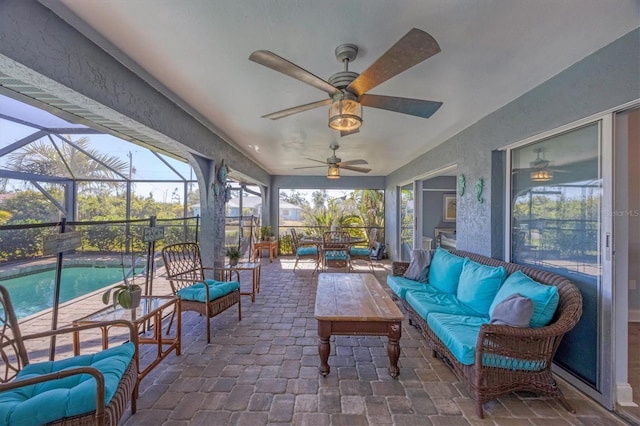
443, 194, 457, 222
223, 184, 232, 203
217, 160, 228, 184
457, 174, 466, 196
476, 177, 484, 203
213, 160, 230, 200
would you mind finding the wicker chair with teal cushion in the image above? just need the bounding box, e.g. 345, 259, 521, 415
162, 242, 241, 343
0, 285, 137, 426
290, 228, 319, 272
322, 231, 351, 272
350, 228, 378, 272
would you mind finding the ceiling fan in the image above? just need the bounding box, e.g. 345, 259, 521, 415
294, 143, 371, 178
514, 148, 567, 182
249, 28, 442, 136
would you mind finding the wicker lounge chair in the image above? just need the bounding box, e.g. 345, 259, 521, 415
162, 242, 241, 343
0, 285, 138, 426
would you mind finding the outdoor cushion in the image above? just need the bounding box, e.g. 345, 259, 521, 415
427, 248, 466, 294
0, 342, 134, 426
405, 289, 486, 321
489, 270, 559, 328
325, 250, 348, 260
349, 247, 370, 256
490, 293, 533, 327
403, 249, 431, 283
177, 279, 240, 302
297, 246, 318, 256
456, 258, 507, 315
386, 275, 436, 299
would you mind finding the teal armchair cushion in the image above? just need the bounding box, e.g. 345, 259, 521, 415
427, 248, 466, 294
456, 258, 507, 315
489, 270, 559, 327
177, 279, 240, 302
0, 342, 134, 426
297, 246, 318, 256
350, 247, 370, 256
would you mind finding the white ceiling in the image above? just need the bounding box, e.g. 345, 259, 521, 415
45, 0, 639, 177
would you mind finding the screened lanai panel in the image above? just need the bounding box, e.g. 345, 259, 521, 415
0, 94, 87, 129
0, 118, 40, 148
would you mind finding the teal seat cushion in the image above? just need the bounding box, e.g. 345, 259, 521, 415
325, 250, 348, 260
427, 248, 466, 294
350, 247, 370, 256
456, 258, 507, 315
427, 313, 544, 370
0, 342, 134, 426
177, 279, 240, 302
386, 275, 436, 299
405, 289, 486, 321
427, 313, 487, 365
297, 246, 318, 256
489, 271, 559, 328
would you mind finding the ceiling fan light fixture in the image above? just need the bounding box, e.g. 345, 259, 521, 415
530, 169, 553, 182
328, 93, 362, 132
327, 165, 340, 179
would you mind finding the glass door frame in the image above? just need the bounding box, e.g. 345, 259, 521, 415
503, 112, 615, 409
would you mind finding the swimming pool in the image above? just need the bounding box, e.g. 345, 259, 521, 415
1, 267, 134, 319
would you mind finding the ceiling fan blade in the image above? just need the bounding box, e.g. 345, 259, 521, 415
337, 159, 368, 166
294, 165, 326, 170
303, 158, 328, 165
262, 99, 332, 120
250, 50, 341, 96
346, 28, 441, 96
360, 94, 442, 118
341, 165, 371, 173
340, 128, 359, 137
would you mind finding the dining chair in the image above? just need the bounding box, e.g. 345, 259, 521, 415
161, 242, 241, 343
290, 228, 319, 272
321, 231, 351, 272
350, 228, 378, 272
0, 285, 138, 426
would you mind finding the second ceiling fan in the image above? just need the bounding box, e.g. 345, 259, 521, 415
249, 28, 443, 136
295, 143, 371, 178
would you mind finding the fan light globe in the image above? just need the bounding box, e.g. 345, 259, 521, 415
328, 94, 362, 132
530, 170, 553, 182
327, 165, 340, 179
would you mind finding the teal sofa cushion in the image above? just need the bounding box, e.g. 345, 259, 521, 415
350, 247, 370, 256
456, 258, 507, 315
427, 248, 466, 294
177, 279, 239, 302
297, 246, 318, 256
386, 275, 436, 299
427, 313, 487, 365
489, 271, 559, 328
0, 342, 134, 426
405, 289, 486, 320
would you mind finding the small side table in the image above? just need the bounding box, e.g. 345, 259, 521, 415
73, 296, 181, 399
220, 261, 262, 302
253, 240, 278, 262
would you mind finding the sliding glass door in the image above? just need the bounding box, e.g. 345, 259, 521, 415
399, 183, 414, 261
509, 118, 613, 407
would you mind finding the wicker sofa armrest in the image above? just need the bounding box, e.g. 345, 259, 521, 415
392, 261, 410, 276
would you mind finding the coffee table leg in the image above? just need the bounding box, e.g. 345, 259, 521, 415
387, 322, 401, 378
318, 321, 331, 376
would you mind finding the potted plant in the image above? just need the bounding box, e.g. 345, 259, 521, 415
260, 225, 272, 241
226, 245, 242, 266
102, 271, 142, 310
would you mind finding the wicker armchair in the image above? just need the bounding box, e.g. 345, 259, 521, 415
162, 242, 241, 343
349, 228, 377, 272
290, 228, 319, 272
391, 250, 583, 418
0, 285, 137, 426
322, 231, 351, 272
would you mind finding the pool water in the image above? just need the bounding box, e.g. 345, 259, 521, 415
1, 267, 133, 319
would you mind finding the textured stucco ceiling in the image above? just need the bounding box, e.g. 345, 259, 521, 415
43, 0, 639, 177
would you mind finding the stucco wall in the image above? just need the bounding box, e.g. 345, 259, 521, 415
386, 28, 640, 260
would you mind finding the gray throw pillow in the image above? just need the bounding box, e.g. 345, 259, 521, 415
490, 293, 533, 327
403, 249, 431, 283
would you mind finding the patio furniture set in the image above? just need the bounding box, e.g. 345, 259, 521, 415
0, 242, 583, 424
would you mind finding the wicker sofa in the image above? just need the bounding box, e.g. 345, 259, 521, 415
389, 249, 583, 418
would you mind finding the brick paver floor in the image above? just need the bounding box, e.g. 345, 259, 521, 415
13, 256, 628, 425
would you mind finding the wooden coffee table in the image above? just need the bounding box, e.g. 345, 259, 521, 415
314, 273, 404, 377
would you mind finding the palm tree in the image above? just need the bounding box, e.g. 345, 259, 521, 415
5, 136, 129, 195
